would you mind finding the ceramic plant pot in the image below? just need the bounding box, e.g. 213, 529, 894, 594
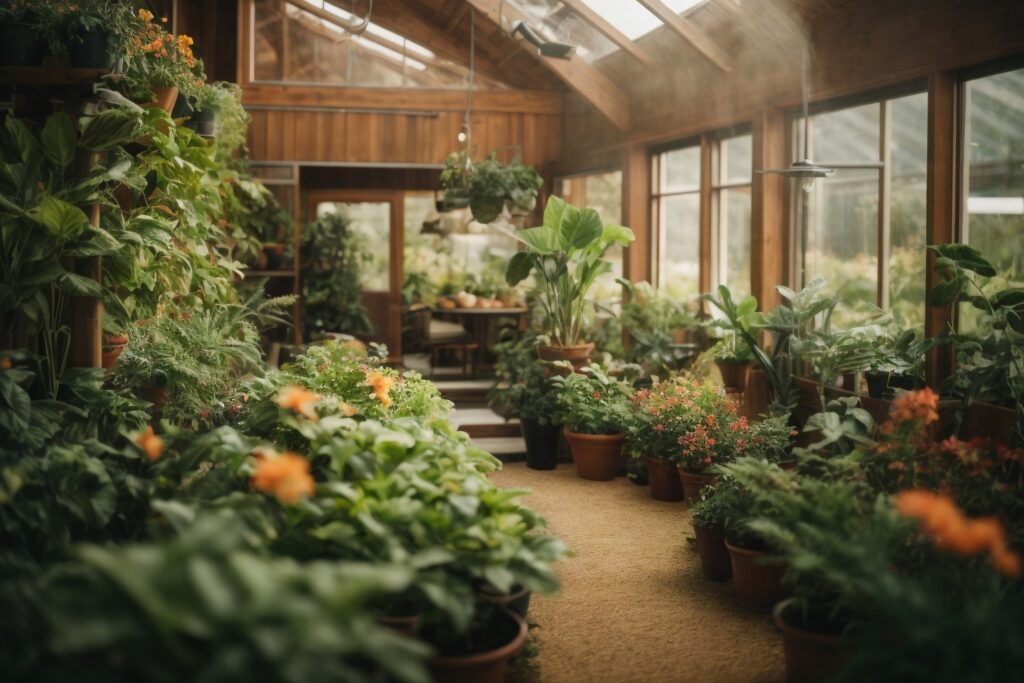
774, 603, 847, 683
693, 523, 732, 581
538, 342, 594, 376
189, 108, 216, 136
726, 541, 787, 612
564, 429, 624, 481
145, 86, 179, 113
479, 585, 532, 620
521, 417, 560, 471
427, 607, 528, 683
716, 360, 751, 391
645, 456, 684, 501
101, 334, 129, 369
679, 470, 718, 504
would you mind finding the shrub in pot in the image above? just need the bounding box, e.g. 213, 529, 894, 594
506, 196, 635, 369
619, 280, 701, 378
711, 331, 754, 391
689, 479, 741, 581
120, 8, 205, 112
553, 364, 633, 481
62, 0, 135, 69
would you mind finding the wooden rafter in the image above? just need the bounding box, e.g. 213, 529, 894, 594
560, 0, 656, 68
635, 0, 732, 72
464, 0, 630, 131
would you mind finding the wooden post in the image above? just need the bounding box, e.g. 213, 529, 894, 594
698, 135, 713, 297
750, 108, 786, 311
622, 143, 651, 285
925, 71, 958, 388
69, 203, 103, 368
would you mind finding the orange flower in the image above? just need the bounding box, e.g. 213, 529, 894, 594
135, 425, 164, 461
252, 452, 315, 504
0, 356, 11, 370
138, 8, 154, 22
889, 387, 940, 425
276, 385, 320, 421
365, 370, 395, 408
339, 402, 357, 417
895, 489, 1021, 578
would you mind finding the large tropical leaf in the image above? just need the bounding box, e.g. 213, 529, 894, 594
29, 196, 91, 241
558, 206, 602, 251
41, 113, 77, 169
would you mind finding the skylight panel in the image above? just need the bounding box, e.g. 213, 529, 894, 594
578, 0, 704, 40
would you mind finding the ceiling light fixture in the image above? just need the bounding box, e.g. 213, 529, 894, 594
511, 20, 577, 59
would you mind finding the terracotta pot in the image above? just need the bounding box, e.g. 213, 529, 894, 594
726, 541, 786, 612
377, 613, 421, 637
145, 86, 179, 113
679, 469, 717, 504
564, 429, 624, 481
645, 456, 684, 501
538, 342, 594, 376
427, 608, 527, 683
261, 242, 286, 270
693, 523, 732, 581
479, 585, 532, 619
137, 385, 168, 411
101, 334, 129, 369
716, 360, 751, 391
774, 603, 847, 683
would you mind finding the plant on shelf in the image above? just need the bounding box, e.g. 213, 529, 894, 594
190, 81, 251, 162
505, 196, 635, 365
54, 0, 136, 69
301, 211, 374, 340
928, 243, 1024, 444
551, 364, 633, 481
617, 279, 700, 379
120, 7, 205, 108
439, 149, 472, 211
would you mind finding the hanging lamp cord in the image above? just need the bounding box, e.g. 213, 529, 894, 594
464, 7, 475, 163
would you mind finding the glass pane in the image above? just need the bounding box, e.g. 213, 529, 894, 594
800, 168, 879, 327
505, 0, 617, 63
252, 0, 504, 89
889, 93, 929, 331
660, 145, 701, 194
720, 134, 752, 184
719, 187, 751, 296
963, 67, 1024, 333
659, 193, 701, 300
578, 0, 703, 40
316, 201, 390, 291
808, 103, 881, 163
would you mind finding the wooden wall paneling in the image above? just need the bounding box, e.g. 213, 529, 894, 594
622, 143, 651, 284
329, 112, 347, 161
924, 71, 958, 388
750, 108, 786, 311
698, 135, 713, 296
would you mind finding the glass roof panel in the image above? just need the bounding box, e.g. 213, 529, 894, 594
579, 0, 705, 39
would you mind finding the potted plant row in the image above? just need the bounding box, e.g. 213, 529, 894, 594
552, 364, 633, 481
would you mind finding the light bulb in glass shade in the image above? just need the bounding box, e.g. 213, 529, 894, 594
457, 130, 467, 143
801, 176, 816, 194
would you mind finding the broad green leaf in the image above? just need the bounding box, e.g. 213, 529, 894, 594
928, 243, 996, 276
542, 194, 568, 229
516, 226, 558, 254
67, 225, 123, 257
56, 271, 104, 298
505, 250, 533, 286
4, 117, 40, 165
559, 206, 602, 251
78, 109, 140, 151
41, 113, 77, 168
928, 278, 962, 307
29, 196, 90, 240
600, 223, 635, 247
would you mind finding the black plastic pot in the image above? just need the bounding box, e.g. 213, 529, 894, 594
0, 19, 46, 66
188, 108, 216, 136
171, 94, 194, 120
864, 370, 891, 400
68, 28, 113, 69
521, 417, 559, 470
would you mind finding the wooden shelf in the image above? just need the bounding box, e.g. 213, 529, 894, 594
243, 270, 296, 278
0, 66, 112, 86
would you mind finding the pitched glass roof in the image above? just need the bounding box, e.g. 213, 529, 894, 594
506, 0, 705, 63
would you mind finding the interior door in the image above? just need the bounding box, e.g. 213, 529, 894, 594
306, 190, 404, 362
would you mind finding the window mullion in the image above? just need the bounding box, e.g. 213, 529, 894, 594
878, 100, 892, 310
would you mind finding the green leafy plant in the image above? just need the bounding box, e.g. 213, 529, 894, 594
119, 6, 205, 100
552, 364, 633, 435
489, 329, 561, 424
506, 196, 634, 347
192, 81, 251, 163
301, 212, 373, 339
617, 279, 699, 377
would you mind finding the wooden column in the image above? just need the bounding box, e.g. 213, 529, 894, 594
622, 143, 651, 284
750, 108, 786, 311
69, 202, 103, 368
698, 135, 713, 296
925, 71, 958, 387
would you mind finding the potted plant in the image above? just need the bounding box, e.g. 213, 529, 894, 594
505, 196, 634, 370
504, 159, 543, 216
689, 478, 741, 581
618, 280, 701, 379
62, 0, 134, 69
712, 331, 755, 391
0, 1, 47, 66
301, 212, 374, 340
553, 364, 633, 481
422, 604, 528, 683
439, 150, 472, 211
120, 8, 205, 112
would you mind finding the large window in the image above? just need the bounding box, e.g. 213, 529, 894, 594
961, 66, 1024, 331
653, 133, 752, 300
793, 92, 928, 329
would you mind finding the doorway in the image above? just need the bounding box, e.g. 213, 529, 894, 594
306, 190, 404, 362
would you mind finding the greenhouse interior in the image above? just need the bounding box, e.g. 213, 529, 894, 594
1, 0, 1023, 681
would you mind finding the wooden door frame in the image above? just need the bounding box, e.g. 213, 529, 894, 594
306, 189, 405, 362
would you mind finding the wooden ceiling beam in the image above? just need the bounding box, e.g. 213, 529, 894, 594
465, 0, 630, 131
635, 0, 733, 72
560, 0, 657, 68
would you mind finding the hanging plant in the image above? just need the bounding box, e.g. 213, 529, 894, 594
438, 150, 471, 211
